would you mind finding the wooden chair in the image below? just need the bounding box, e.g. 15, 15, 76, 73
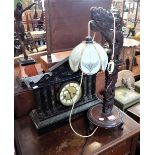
25, 31, 47, 53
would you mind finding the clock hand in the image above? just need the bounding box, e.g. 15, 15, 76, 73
66, 88, 73, 99
66, 88, 76, 98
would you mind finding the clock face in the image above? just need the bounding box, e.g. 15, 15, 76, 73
59, 82, 82, 106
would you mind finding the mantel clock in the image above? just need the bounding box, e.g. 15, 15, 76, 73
23, 57, 102, 133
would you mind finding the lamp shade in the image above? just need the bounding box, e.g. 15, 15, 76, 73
69, 38, 108, 75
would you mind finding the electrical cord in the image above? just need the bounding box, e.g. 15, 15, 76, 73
111, 12, 116, 60
68, 72, 98, 138
79, 137, 88, 155
107, 11, 116, 74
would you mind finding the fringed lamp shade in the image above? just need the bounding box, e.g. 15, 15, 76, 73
69, 36, 108, 75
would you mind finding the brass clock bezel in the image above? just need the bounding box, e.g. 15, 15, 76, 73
59, 81, 82, 106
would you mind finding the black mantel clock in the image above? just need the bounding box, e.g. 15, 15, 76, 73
24, 58, 102, 134
23, 7, 124, 134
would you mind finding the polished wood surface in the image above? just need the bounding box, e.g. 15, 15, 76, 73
22, 10, 43, 31
15, 110, 139, 155
14, 75, 36, 118
14, 89, 36, 118
127, 103, 140, 123
18, 64, 38, 78
40, 50, 71, 72
127, 103, 140, 118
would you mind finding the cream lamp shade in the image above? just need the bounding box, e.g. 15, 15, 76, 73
69, 36, 108, 75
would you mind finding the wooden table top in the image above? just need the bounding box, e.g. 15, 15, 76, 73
40, 50, 71, 72
15, 110, 139, 155
127, 103, 140, 118
41, 50, 71, 64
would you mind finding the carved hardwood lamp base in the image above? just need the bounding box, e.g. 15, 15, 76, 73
87, 104, 124, 129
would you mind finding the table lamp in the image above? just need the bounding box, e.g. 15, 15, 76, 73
68, 7, 124, 137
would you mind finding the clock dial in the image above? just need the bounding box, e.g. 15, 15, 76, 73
59, 82, 82, 106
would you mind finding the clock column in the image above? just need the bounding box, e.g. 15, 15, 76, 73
33, 89, 44, 119
88, 75, 93, 99
43, 87, 51, 115
50, 85, 57, 112
83, 75, 88, 100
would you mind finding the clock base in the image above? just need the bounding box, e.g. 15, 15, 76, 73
87, 104, 124, 129
30, 99, 102, 135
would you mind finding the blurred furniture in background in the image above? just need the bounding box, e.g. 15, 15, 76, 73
119, 38, 140, 71
115, 87, 140, 111
30, 30, 46, 45
25, 31, 39, 52
22, 9, 45, 31
15, 31, 47, 57
114, 70, 140, 111
14, 32, 22, 57
122, 0, 140, 33
14, 5, 46, 59
134, 80, 140, 93
25, 10, 46, 51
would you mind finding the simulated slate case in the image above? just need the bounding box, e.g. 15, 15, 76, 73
24, 58, 102, 134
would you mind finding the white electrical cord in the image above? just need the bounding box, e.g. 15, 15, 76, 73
88, 20, 96, 41
69, 72, 98, 138
92, 32, 96, 41
111, 12, 116, 60
107, 11, 116, 74
88, 20, 93, 37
